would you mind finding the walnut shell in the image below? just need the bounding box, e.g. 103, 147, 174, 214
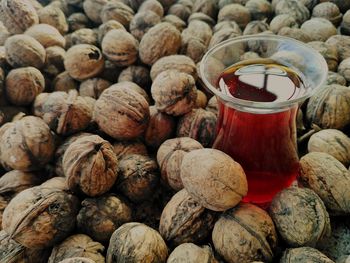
270, 187, 330, 247
206, 96, 218, 116
312, 2, 342, 26
300, 18, 337, 42
0, 116, 55, 171
100, 1, 135, 27
167, 243, 218, 263
299, 152, 350, 215
139, 22, 181, 65
280, 247, 335, 263
195, 90, 208, 109
209, 28, 242, 48
307, 41, 338, 71
338, 58, 350, 82
67, 12, 90, 32
326, 71, 347, 86
48, 234, 105, 263
275, 0, 310, 24
58, 258, 96, 263
306, 84, 350, 130
38, 5, 68, 34
217, 4, 251, 29
0, 197, 7, 231
64, 44, 104, 81
52, 71, 79, 92
192, 0, 218, 19
177, 108, 217, 147
325, 35, 350, 62
2, 186, 79, 249
107, 223, 168, 263
77, 194, 132, 243
245, 0, 273, 21
70, 28, 98, 46
79, 78, 111, 99
94, 85, 150, 140
161, 14, 186, 32
83, 0, 108, 24
159, 189, 216, 247
168, 3, 191, 21
212, 203, 278, 263
44, 46, 66, 77
130, 11, 161, 41
101, 29, 138, 67
25, 24, 65, 48
138, 0, 164, 17
151, 70, 197, 116
63, 134, 118, 197
308, 129, 350, 166
5, 67, 45, 106
181, 148, 248, 211
116, 154, 159, 203
213, 21, 242, 34
341, 10, 350, 35
270, 14, 299, 34
118, 65, 151, 90
0, 0, 39, 34
182, 20, 212, 47
112, 140, 148, 160
157, 137, 203, 191
188, 12, 216, 27
278, 27, 312, 43
243, 20, 270, 35
98, 20, 125, 44
5, 34, 46, 69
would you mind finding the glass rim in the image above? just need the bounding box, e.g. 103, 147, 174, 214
199, 34, 329, 110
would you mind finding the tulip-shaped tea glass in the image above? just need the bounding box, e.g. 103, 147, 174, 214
200, 35, 328, 205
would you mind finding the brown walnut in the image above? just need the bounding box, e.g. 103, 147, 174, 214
217, 4, 251, 29
280, 247, 335, 263
326, 35, 350, 62
118, 65, 151, 90
300, 18, 337, 42
79, 78, 111, 99
44, 46, 66, 77
270, 14, 299, 34
312, 2, 342, 26
52, 71, 79, 92
70, 28, 98, 46
67, 12, 90, 32
275, 0, 310, 24
307, 41, 338, 71
98, 20, 125, 44
38, 5, 68, 34
112, 140, 148, 160
25, 24, 66, 48
129, 11, 161, 41
167, 243, 218, 263
138, 0, 164, 17
100, 1, 135, 27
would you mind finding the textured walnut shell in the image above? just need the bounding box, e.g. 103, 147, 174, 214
64, 44, 104, 81
100, 1, 135, 27
94, 85, 150, 140
70, 28, 98, 46
177, 108, 217, 147
182, 20, 212, 47
188, 12, 216, 27
167, 3, 191, 21
308, 129, 350, 166
41, 177, 69, 191
110, 81, 150, 103
0, 0, 39, 34
48, 234, 105, 263
151, 70, 197, 116
181, 148, 248, 211
167, 243, 218, 263
161, 15, 186, 32
306, 84, 350, 130
106, 222, 168, 263
37, 90, 93, 135
79, 78, 111, 99
209, 28, 242, 48
67, 12, 90, 32
58, 258, 96, 263
307, 41, 338, 71
270, 187, 331, 247
83, 0, 108, 24
192, 0, 218, 19
212, 203, 278, 263
246, 0, 272, 21
243, 20, 270, 35
326, 35, 350, 62
338, 58, 350, 82
312, 2, 342, 26
0, 116, 55, 171
2, 186, 79, 249
25, 24, 65, 48
0, 22, 9, 46
63, 135, 118, 197
5, 67, 45, 106
195, 90, 208, 109
139, 22, 181, 65
157, 137, 203, 191
0, 197, 7, 231
98, 20, 125, 44
300, 18, 337, 42
112, 140, 148, 160
44, 46, 66, 77
299, 152, 350, 215
278, 27, 311, 43
52, 71, 79, 92
217, 4, 251, 29
326, 71, 347, 86
341, 10, 350, 35
275, 0, 310, 24
280, 247, 335, 263
206, 96, 218, 116
37, 6, 68, 35
130, 11, 161, 41
77, 194, 132, 243
5, 34, 46, 69
270, 14, 299, 34
159, 189, 216, 247
118, 65, 151, 90
101, 29, 138, 66
213, 20, 242, 33
139, 0, 164, 17
116, 154, 159, 203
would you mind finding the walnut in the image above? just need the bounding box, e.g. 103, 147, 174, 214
112, 140, 147, 160
192, 0, 218, 19
94, 85, 150, 140
280, 247, 334, 263
0, 197, 7, 230
0, 0, 39, 34
67, 12, 90, 32
64, 44, 104, 81
100, 1, 135, 27
338, 58, 350, 82
218, 0, 249, 8
130, 11, 161, 41
312, 2, 342, 26
307, 41, 338, 71
308, 129, 350, 166
306, 84, 350, 130
98, 20, 125, 44
217, 4, 251, 29
138, 0, 164, 17
38, 5, 68, 34
79, 78, 111, 99
243, 20, 270, 35
245, 0, 273, 21
213, 21, 242, 33
48, 234, 105, 263
212, 203, 277, 263
182, 20, 212, 47
118, 65, 151, 90
180, 37, 206, 63
58, 258, 96, 263
159, 189, 216, 247
0, 116, 55, 171
275, 0, 310, 24
44, 46, 66, 77
270, 14, 299, 34
194, 90, 207, 109
5, 34, 46, 69
341, 10, 350, 35
116, 154, 159, 203
5, 67, 44, 106
35, 90, 93, 135
0, 22, 10, 45
106, 223, 168, 263
300, 18, 337, 42
167, 243, 218, 263
326, 71, 347, 86
278, 27, 312, 43
188, 12, 216, 27
177, 108, 217, 147
168, 3, 192, 21
145, 106, 176, 148
240, 51, 261, 60
47, 0, 75, 16
52, 71, 79, 92
99, 60, 123, 83
62, 134, 118, 197
82, 0, 106, 24
70, 28, 98, 46
325, 35, 350, 62
151, 70, 197, 116
206, 96, 218, 116
25, 24, 65, 48
2, 186, 79, 249
101, 29, 138, 67
209, 28, 241, 48
299, 152, 350, 215
161, 15, 186, 32
139, 22, 181, 65
181, 148, 248, 211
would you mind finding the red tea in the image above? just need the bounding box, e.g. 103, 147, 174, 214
213, 61, 305, 205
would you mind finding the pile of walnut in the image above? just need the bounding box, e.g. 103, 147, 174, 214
0, 0, 350, 262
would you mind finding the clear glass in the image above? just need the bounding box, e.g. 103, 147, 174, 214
200, 35, 328, 205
